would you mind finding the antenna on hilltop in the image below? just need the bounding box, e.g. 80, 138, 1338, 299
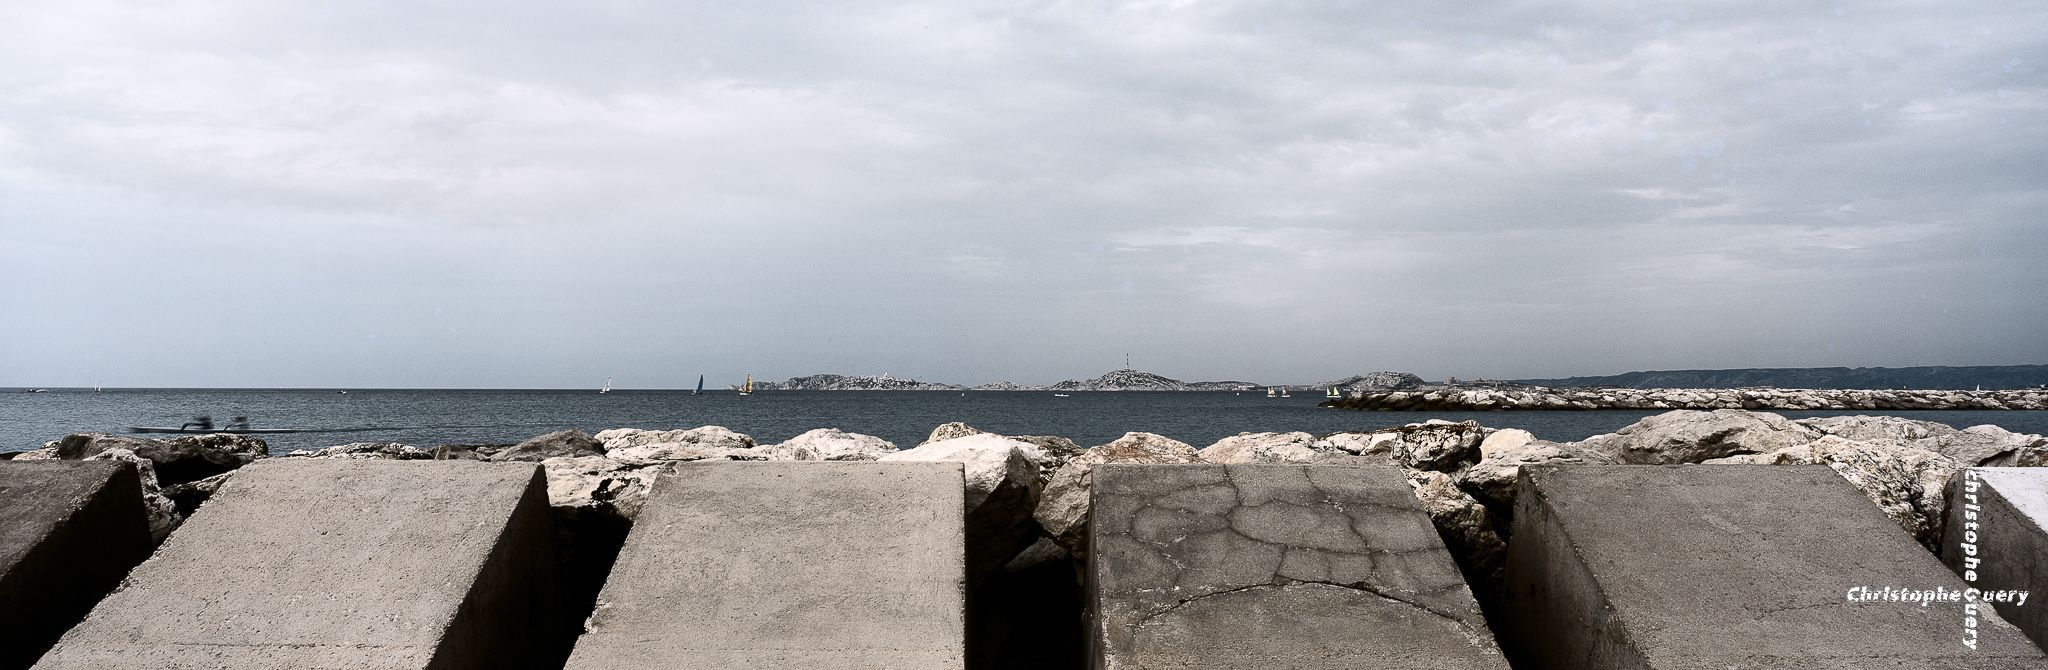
1125, 353, 1131, 370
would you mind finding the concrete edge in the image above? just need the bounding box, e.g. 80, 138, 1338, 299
426, 463, 568, 670
1946, 468, 2048, 654
0, 461, 151, 670
1503, 465, 1650, 670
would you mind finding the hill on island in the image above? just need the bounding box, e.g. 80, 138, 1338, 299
1515, 365, 2048, 390
1042, 369, 1259, 392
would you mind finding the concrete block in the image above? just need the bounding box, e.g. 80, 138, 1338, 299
32, 459, 565, 670
0, 461, 152, 670
1948, 467, 2048, 650
563, 461, 967, 670
1087, 464, 1507, 670
1506, 465, 2047, 669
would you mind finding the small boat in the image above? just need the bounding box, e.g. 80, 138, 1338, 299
1266, 387, 1277, 398
23, 388, 48, 393
1052, 393, 1071, 397
600, 376, 612, 394
693, 375, 705, 396
738, 373, 753, 396
1325, 388, 1342, 398
1280, 386, 1291, 398
129, 426, 302, 434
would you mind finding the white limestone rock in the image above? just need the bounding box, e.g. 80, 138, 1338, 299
538, 456, 667, 520
920, 421, 986, 445
1032, 432, 1202, 553
595, 426, 756, 452
1457, 439, 1619, 512
757, 428, 898, 461
83, 448, 182, 543
1796, 415, 1957, 450
881, 433, 1046, 581
1478, 429, 1536, 459
1311, 420, 1490, 472
1198, 431, 1321, 464
490, 429, 606, 462
1578, 409, 1820, 464
1935, 425, 2044, 467
917, 421, 1080, 477
284, 442, 434, 460
1407, 470, 1507, 588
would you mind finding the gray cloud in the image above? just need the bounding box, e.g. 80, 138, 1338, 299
2, 0, 2044, 388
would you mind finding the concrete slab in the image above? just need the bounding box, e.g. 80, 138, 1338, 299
1948, 467, 2048, 650
1087, 464, 1507, 670
1506, 465, 2048, 670
32, 459, 565, 670
563, 461, 967, 670
0, 461, 152, 670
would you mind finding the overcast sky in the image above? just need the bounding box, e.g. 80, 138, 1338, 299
2, 1, 2044, 388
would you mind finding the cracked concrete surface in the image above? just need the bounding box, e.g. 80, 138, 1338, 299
1088, 464, 1507, 669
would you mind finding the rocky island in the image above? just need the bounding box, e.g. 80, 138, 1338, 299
751, 368, 1422, 392
755, 373, 966, 391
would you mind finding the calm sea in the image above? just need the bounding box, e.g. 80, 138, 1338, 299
6, 388, 2048, 455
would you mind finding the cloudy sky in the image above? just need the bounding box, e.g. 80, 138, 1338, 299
2, 1, 2043, 388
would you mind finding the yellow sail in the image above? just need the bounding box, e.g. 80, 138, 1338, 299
743, 373, 753, 394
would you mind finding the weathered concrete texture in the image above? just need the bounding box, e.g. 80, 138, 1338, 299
1088, 464, 1507, 670
564, 461, 967, 670
33, 460, 567, 670
0, 461, 152, 670
1948, 468, 2048, 651
1507, 465, 2048, 670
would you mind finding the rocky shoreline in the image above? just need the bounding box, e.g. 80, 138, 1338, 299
1323, 386, 2048, 411
10, 410, 2044, 593
8, 409, 2047, 668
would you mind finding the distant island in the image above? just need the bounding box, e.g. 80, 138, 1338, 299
753, 369, 1276, 392
742, 365, 2048, 393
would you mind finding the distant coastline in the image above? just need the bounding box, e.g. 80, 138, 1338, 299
740, 365, 2048, 393
1322, 387, 2048, 412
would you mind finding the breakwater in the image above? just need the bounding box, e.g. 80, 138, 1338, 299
9, 411, 2048, 668
1323, 386, 2048, 411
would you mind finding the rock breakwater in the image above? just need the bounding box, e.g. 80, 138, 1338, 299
1324, 386, 2048, 411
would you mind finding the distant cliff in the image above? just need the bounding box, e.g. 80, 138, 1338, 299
1516, 365, 2048, 391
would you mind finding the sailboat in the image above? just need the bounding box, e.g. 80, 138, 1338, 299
692, 375, 705, 396
738, 373, 753, 396
599, 376, 612, 394
1325, 387, 1342, 398
1280, 386, 1291, 398
1266, 387, 1277, 398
